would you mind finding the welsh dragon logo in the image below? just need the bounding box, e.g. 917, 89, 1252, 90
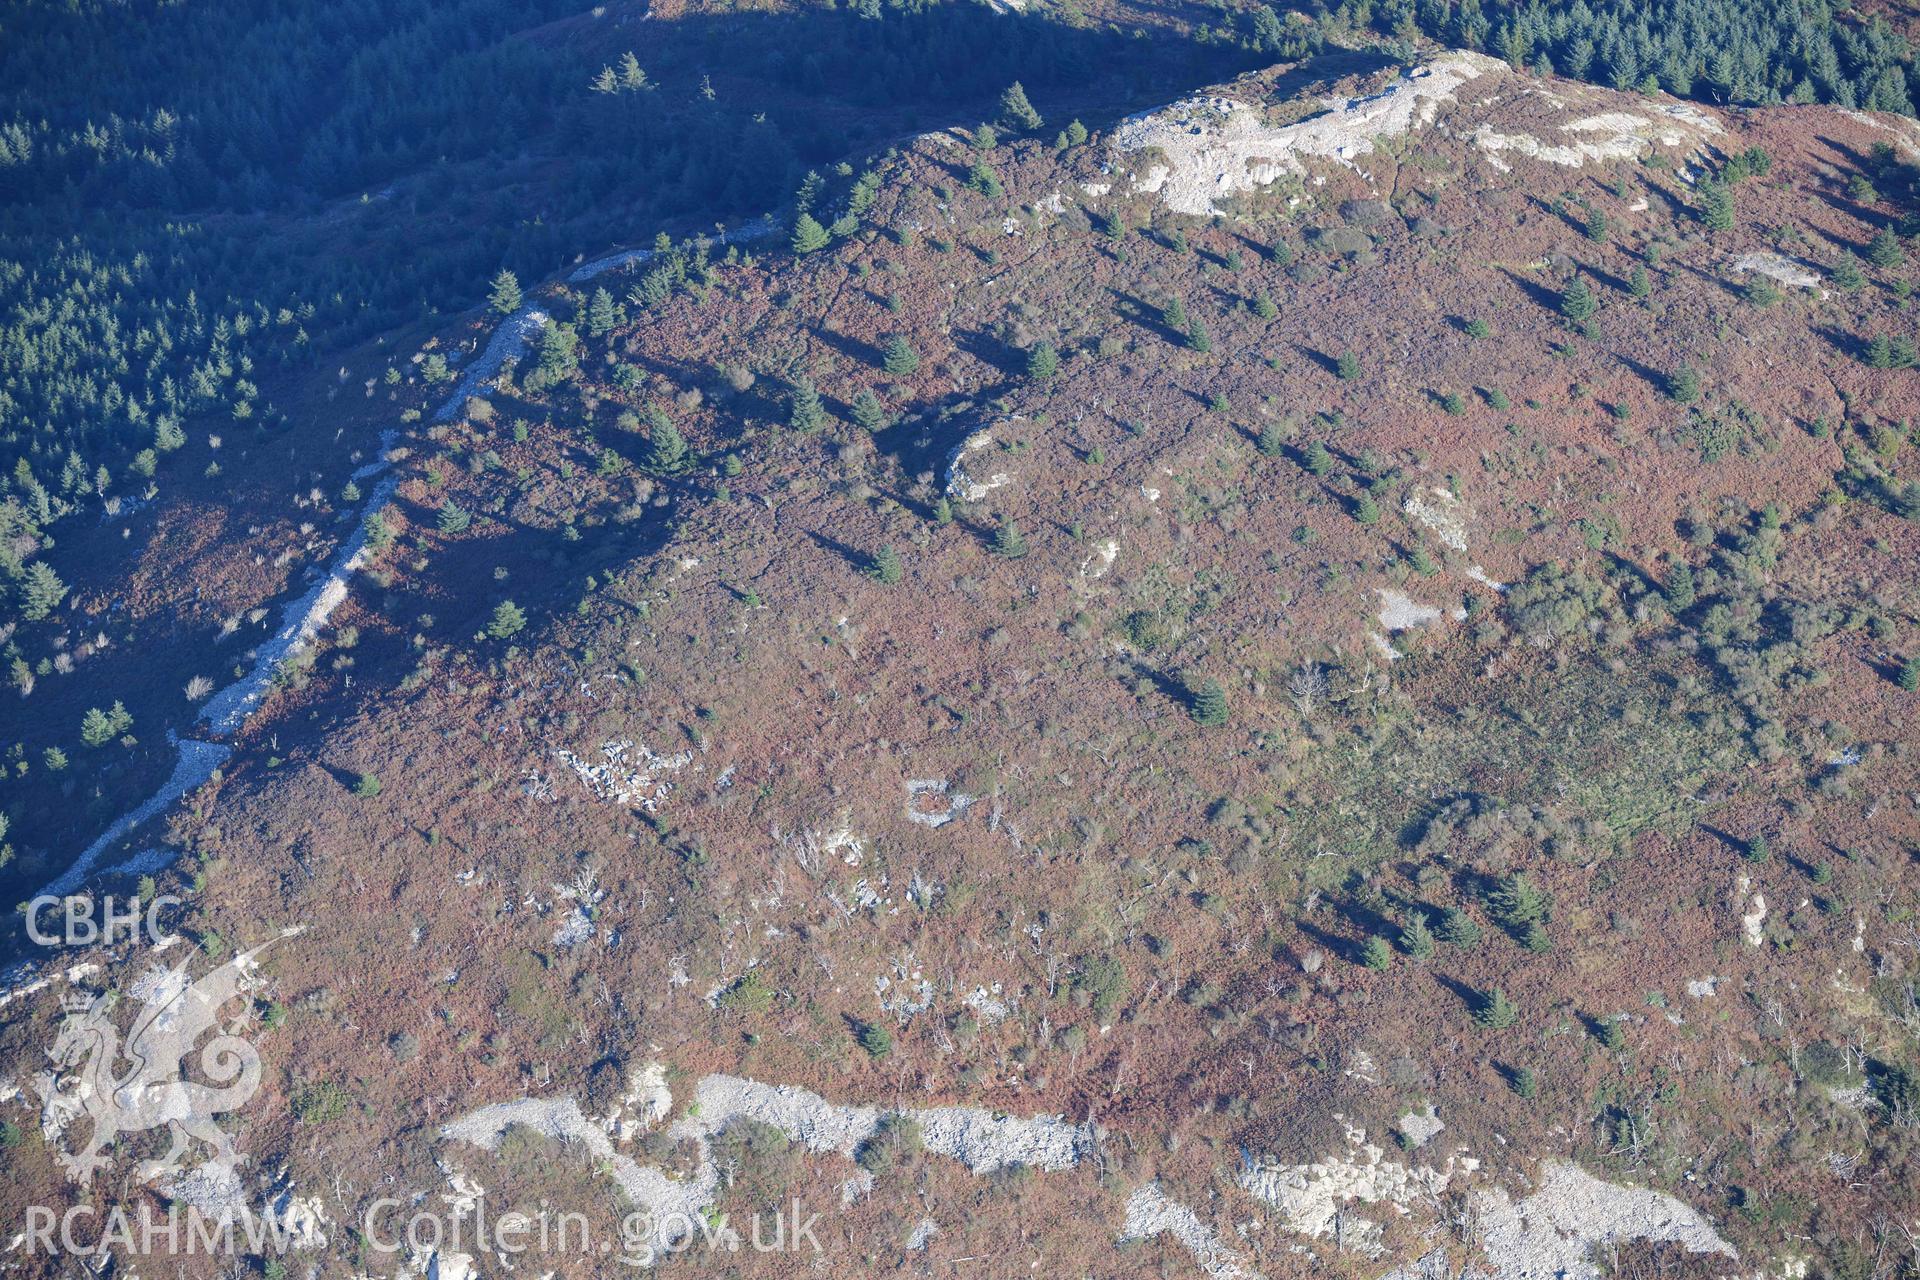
32, 927, 301, 1186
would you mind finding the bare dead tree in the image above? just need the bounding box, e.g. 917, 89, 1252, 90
1288, 661, 1328, 717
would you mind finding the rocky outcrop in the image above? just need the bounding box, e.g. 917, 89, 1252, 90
1110, 49, 1725, 214
442, 1070, 1097, 1262
1112, 52, 1504, 215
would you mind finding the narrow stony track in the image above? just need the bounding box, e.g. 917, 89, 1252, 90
33, 225, 754, 899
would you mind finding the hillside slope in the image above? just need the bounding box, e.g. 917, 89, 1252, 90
5, 47, 1920, 1280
